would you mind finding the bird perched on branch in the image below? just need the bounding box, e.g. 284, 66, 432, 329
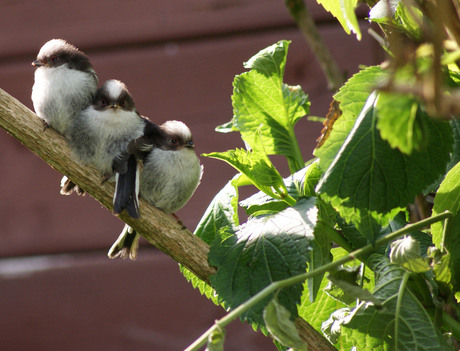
109, 120, 203, 259
66, 79, 151, 216
31, 39, 98, 195
31, 39, 98, 136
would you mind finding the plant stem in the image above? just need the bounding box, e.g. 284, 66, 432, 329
287, 126, 305, 173
442, 310, 460, 341
185, 211, 453, 351
395, 271, 410, 348
284, 0, 345, 91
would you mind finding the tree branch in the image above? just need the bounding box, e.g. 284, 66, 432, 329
0, 88, 337, 350
0, 88, 215, 283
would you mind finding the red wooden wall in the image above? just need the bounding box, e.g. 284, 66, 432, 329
0, 1, 382, 350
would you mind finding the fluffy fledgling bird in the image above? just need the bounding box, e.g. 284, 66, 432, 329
66, 79, 151, 216
31, 39, 98, 136
108, 120, 203, 259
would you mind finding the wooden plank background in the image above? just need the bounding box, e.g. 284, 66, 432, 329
0, 1, 382, 350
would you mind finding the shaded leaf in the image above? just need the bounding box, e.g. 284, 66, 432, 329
431, 161, 460, 293
309, 218, 333, 302
342, 254, 451, 351
180, 176, 242, 306
263, 298, 307, 351
317, 91, 453, 232
375, 93, 429, 154
298, 247, 371, 350
208, 198, 317, 328
194, 175, 240, 244
326, 267, 382, 308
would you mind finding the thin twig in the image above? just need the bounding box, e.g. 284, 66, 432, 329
284, 0, 345, 91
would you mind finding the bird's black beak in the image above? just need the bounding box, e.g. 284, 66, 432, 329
32, 60, 42, 67
186, 141, 195, 149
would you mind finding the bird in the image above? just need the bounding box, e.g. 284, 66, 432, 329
31, 39, 98, 136
66, 79, 151, 216
108, 120, 203, 260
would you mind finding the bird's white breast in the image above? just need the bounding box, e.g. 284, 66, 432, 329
31, 65, 96, 135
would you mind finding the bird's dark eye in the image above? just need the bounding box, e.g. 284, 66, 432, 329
49, 55, 58, 63
119, 99, 125, 108
170, 137, 178, 145
100, 98, 108, 106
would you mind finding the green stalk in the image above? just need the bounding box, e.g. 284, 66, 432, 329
442, 310, 460, 341
286, 127, 305, 174
185, 211, 452, 351
395, 271, 410, 348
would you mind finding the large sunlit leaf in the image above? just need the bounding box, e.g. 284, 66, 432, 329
204, 146, 290, 202
218, 40, 309, 172
208, 198, 317, 328
316, 91, 453, 234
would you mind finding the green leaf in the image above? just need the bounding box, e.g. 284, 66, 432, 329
309, 210, 333, 302
194, 175, 240, 244
317, 91, 453, 232
375, 93, 430, 154
326, 269, 382, 308
394, 1, 423, 41
447, 120, 460, 172
431, 161, 460, 292
315, 65, 388, 171
205, 146, 294, 205
342, 254, 451, 350
297, 247, 370, 349
263, 298, 308, 351
180, 266, 221, 306
303, 159, 323, 197
223, 40, 308, 172
316, 0, 361, 40
208, 198, 317, 328
179, 176, 242, 307
240, 161, 321, 216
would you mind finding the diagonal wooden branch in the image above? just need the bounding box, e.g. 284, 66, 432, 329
0, 88, 337, 351
0, 87, 215, 283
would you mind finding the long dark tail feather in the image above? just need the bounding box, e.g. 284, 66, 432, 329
113, 154, 140, 219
